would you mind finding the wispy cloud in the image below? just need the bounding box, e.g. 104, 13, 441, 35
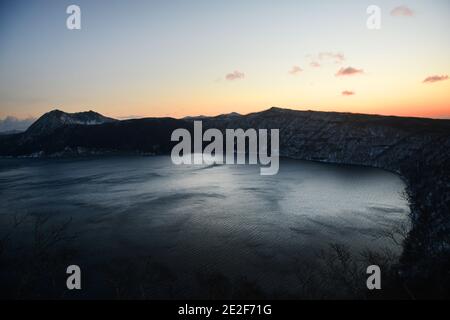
391, 6, 414, 17
423, 75, 449, 83
225, 70, 245, 81
307, 52, 345, 68
318, 52, 345, 64
289, 65, 303, 75
342, 90, 355, 96
336, 67, 364, 76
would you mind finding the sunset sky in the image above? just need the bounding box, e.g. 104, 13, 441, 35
0, 0, 449, 120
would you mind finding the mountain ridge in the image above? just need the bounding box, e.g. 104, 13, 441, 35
25, 109, 117, 137
0, 107, 448, 297
3, 107, 448, 140
0, 107, 448, 157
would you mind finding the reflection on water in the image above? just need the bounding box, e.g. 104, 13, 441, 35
0, 156, 410, 299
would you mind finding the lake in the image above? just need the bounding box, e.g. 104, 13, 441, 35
0, 156, 410, 299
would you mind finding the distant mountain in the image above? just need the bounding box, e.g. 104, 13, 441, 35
213, 112, 242, 119
182, 115, 208, 120
0, 129, 24, 135
0, 106, 448, 295
0, 116, 35, 133
183, 112, 241, 121
25, 109, 117, 137
1, 107, 449, 159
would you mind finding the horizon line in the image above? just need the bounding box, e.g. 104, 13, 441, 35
4, 106, 449, 122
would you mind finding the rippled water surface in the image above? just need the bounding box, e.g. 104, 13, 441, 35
0, 156, 410, 298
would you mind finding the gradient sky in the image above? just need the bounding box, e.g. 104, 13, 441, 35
0, 0, 449, 119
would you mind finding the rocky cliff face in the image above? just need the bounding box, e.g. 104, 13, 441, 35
204, 107, 450, 297
1, 107, 449, 296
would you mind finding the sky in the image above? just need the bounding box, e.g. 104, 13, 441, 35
0, 0, 449, 120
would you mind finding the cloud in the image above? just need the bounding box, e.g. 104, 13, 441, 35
225, 70, 245, 81
342, 90, 355, 96
307, 52, 345, 66
336, 67, 364, 76
0, 116, 35, 133
289, 65, 303, 75
391, 6, 414, 17
423, 75, 449, 83
318, 52, 345, 64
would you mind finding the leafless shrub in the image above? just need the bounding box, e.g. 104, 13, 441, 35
103, 256, 178, 299
0, 213, 27, 258
0, 213, 77, 299
374, 221, 411, 247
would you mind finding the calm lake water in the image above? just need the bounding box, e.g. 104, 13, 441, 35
0, 156, 410, 299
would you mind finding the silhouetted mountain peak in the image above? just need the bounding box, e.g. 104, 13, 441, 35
26, 109, 117, 137
213, 111, 242, 119
257, 106, 295, 114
